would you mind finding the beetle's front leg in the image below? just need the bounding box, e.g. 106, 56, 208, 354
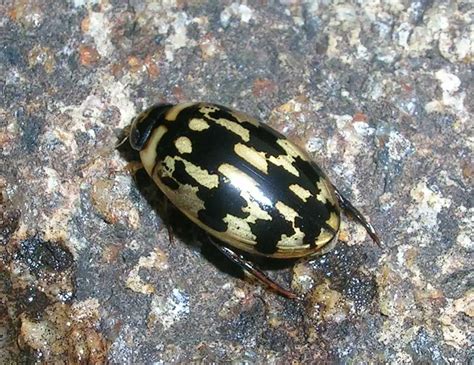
206, 236, 300, 300
124, 160, 144, 175
333, 188, 381, 246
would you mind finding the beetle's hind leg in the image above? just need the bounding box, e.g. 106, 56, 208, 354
163, 197, 175, 246
333, 188, 382, 246
206, 236, 300, 300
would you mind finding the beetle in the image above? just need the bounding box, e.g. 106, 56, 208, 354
129, 102, 380, 298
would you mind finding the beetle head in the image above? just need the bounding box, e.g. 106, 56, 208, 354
129, 104, 173, 151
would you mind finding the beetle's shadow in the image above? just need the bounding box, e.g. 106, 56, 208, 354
116, 134, 297, 282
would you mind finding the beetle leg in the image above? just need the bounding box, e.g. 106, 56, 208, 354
115, 133, 130, 148
333, 188, 382, 246
125, 160, 144, 175
206, 237, 300, 299
163, 197, 175, 245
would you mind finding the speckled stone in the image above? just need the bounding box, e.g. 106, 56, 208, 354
0, 1, 472, 363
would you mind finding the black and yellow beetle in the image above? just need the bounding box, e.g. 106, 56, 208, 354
129, 102, 380, 298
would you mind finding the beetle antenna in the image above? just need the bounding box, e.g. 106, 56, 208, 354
115, 134, 129, 149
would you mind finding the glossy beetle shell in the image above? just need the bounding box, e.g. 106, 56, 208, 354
130, 103, 341, 259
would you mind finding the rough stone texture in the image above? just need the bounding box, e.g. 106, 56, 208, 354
1, 1, 472, 363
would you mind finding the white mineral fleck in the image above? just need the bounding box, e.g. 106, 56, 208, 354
149, 289, 190, 330
408, 181, 451, 232
87, 12, 114, 58
220, 3, 255, 27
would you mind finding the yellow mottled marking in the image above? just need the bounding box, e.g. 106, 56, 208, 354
275, 201, 306, 248
198, 105, 250, 141
316, 179, 335, 205
268, 155, 299, 176
172, 184, 205, 217
215, 119, 250, 141
275, 201, 298, 222
242, 200, 272, 223
316, 228, 336, 246
159, 156, 176, 178
289, 184, 311, 202
140, 125, 168, 176
277, 139, 309, 161
217, 164, 272, 244
278, 229, 305, 248
156, 156, 218, 190
234, 143, 268, 174
189, 118, 210, 131
218, 164, 272, 207
176, 156, 219, 189
175, 136, 192, 154
312, 210, 339, 249
165, 102, 196, 121
223, 214, 257, 242
230, 110, 259, 127
199, 105, 219, 114
325, 211, 339, 231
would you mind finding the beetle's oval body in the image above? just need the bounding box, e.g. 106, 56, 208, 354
130, 103, 341, 259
